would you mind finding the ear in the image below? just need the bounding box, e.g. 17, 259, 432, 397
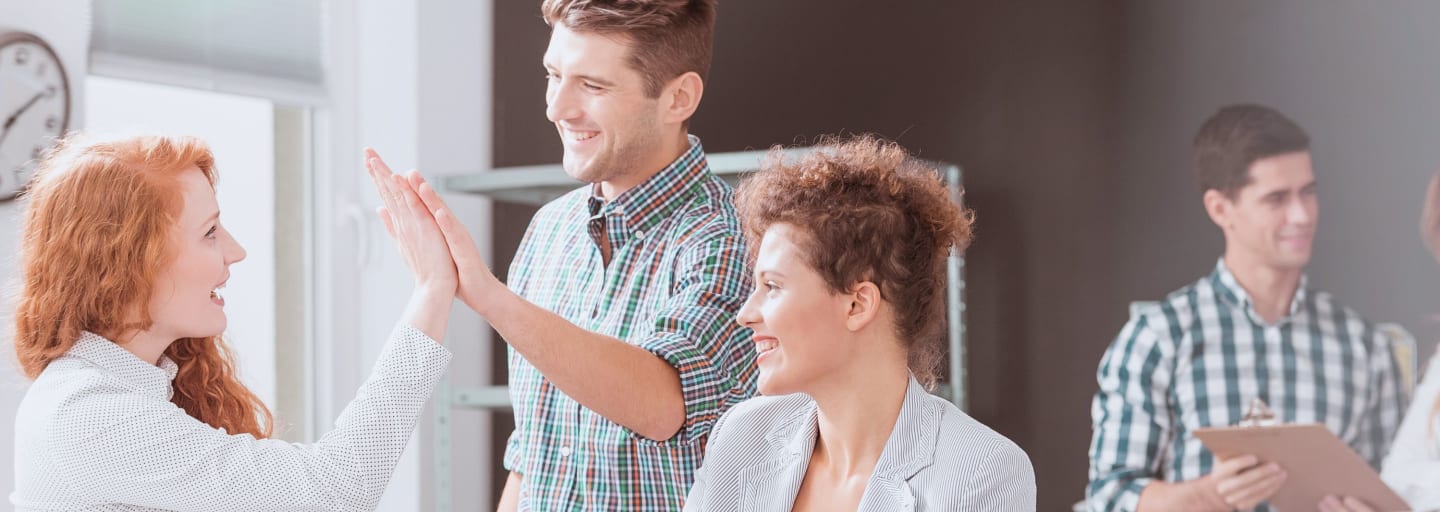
844, 281, 883, 333
1203, 189, 1233, 231
660, 71, 704, 125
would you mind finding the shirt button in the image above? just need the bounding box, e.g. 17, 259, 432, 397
635, 229, 646, 240
558, 445, 573, 457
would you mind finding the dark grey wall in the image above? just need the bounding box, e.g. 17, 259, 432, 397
486, 2, 1440, 510
1113, 1, 1440, 358
492, 2, 1124, 509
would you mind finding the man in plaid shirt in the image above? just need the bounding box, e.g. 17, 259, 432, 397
370, 0, 753, 509
1086, 104, 1408, 512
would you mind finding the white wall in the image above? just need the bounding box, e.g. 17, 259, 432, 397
415, 0, 495, 507
1113, 1, 1440, 354
84, 76, 279, 408
0, 0, 89, 497
317, 1, 494, 509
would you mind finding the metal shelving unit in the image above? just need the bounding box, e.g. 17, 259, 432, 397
429, 148, 967, 511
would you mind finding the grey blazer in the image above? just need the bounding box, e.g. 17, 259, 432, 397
685, 375, 1036, 511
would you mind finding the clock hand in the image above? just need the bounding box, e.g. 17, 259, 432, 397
0, 91, 45, 148
5, 92, 45, 129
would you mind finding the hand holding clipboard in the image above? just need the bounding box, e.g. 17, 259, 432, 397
1194, 399, 1410, 512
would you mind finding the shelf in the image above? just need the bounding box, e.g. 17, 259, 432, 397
437, 147, 839, 205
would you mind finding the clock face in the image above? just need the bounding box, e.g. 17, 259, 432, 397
0, 32, 71, 201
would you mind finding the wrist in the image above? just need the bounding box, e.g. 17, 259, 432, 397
402, 283, 455, 343
413, 282, 457, 304
462, 273, 505, 316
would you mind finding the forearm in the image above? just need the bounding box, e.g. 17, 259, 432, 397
401, 285, 454, 342
57, 326, 452, 512
479, 287, 686, 440
496, 472, 521, 512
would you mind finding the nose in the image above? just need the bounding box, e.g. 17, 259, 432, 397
545, 80, 580, 124
735, 289, 762, 328
1287, 195, 1316, 226
223, 228, 247, 265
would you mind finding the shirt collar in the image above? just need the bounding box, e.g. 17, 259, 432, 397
67, 331, 179, 401
870, 375, 941, 479
587, 134, 711, 239
1209, 257, 1309, 324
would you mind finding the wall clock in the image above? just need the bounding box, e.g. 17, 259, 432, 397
0, 31, 71, 201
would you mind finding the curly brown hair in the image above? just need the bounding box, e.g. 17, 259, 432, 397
734, 135, 975, 388
541, 0, 716, 98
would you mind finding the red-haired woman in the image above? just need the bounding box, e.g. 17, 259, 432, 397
11, 134, 455, 511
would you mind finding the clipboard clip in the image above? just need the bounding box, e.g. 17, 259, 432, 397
1237, 398, 1278, 427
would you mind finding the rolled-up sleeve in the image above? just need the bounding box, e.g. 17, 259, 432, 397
637, 229, 755, 442
1087, 312, 1174, 512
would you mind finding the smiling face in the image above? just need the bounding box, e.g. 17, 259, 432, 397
735, 223, 866, 396
145, 167, 246, 341
1210, 151, 1318, 272
543, 24, 671, 187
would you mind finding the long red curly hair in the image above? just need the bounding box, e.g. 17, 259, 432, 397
14, 134, 273, 438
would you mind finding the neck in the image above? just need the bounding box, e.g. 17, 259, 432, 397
598, 131, 690, 200
112, 328, 175, 366
808, 343, 910, 478
1222, 250, 1302, 324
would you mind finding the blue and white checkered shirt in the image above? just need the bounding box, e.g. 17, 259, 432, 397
1087, 259, 1407, 512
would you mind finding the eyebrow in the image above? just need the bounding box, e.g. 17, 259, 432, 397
1262, 180, 1317, 197
578, 74, 617, 87
542, 63, 618, 88
756, 269, 787, 279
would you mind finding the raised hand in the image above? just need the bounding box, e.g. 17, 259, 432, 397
363, 148, 458, 295
405, 171, 504, 315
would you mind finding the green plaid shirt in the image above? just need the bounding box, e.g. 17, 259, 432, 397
1087, 259, 1408, 512
503, 136, 756, 511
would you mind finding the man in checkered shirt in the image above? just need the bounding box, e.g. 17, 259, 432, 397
390, 1, 755, 510
1086, 104, 1408, 512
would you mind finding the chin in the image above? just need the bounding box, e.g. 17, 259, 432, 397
756, 373, 801, 397
562, 162, 599, 184
190, 329, 225, 339
1277, 253, 1312, 269
195, 320, 226, 339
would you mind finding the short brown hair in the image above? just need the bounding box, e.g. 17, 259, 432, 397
735, 135, 975, 388
541, 0, 716, 98
1193, 104, 1311, 197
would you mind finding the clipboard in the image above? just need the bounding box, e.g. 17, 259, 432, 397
1194, 423, 1409, 511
